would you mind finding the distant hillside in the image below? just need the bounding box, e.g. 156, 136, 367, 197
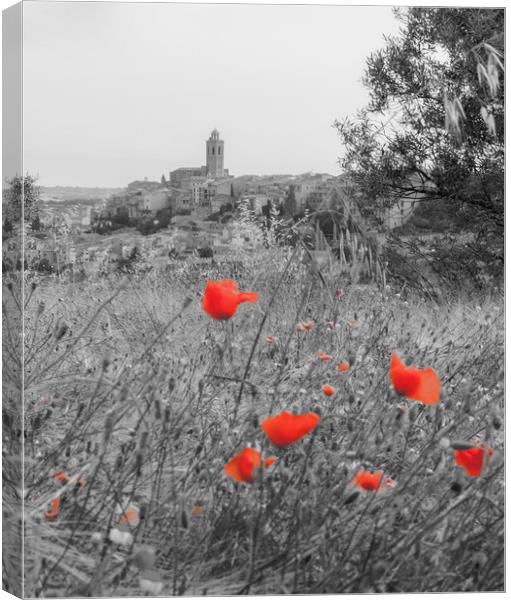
40, 186, 123, 203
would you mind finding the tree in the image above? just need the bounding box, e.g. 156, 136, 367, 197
30, 215, 42, 231
3, 218, 13, 235
155, 206, 172, 228
197, 246, 213, 259
4, 174, 40, 222
117, 246, 140, 273
336, 8, 504, 240
283, 185, 297, 217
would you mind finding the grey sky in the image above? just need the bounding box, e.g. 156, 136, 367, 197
23, 1, 401, 187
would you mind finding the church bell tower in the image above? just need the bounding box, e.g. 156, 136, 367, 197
206, 129, 224, 178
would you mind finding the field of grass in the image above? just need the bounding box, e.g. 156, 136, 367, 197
3, 247, 504, 596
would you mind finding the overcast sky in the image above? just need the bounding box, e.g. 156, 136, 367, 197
23, 1, 401, 187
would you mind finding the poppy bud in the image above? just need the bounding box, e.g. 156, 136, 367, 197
135, 453, 143, 476
180, 509, 189, 529
164, 407, 171, 424
150, 399, 160, 421
450, 481, 462, 495
55, 322, 69, 341
168, 378, 176, 394
101, 354, 111, 371
344, 491, 359, 505
103, 412, 114, 444
394, 406, 405, 421
492, 416, 502, 430
472, 551, 487, 570
450, 440, 474, 451
139, 431, 149, 451
119, 386, 129, 403
76, 402, 84, 419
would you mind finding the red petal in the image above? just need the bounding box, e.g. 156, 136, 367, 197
390, 353, 440, 405
261, 412, 320, 447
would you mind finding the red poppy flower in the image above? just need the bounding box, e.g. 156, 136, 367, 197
55, 471, 69, 484
319, 352, 332, 361
352, 470, 384, 492
120, 505, 140, 527
390, 353, 441, 405
191, 505, 202, 518
261, 412, 320, 447
303, 322, 314, 331
224, 448, 275, 483
336, 362, 349, 373
55, 471, 86, 488
266, 335, 275, 344
326, 321, 335, 330
335, 289, 345, 298
455, 446, 492, 477
202, 280, 258, 320
323, 384, 335, 397
44, 497, 61, 522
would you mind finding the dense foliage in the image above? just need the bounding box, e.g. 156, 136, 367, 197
336, 8, 504, 289
337, 8, 503, 226
3, 174, 41, 224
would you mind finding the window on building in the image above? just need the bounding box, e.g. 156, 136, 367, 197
218, 146, 221, 155
212, 147, 215, 155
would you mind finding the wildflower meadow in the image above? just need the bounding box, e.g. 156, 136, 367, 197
3, 245, 504, 596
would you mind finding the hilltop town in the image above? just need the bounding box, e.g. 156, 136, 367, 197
3, 129, 420, 277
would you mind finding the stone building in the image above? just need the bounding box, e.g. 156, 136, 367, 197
206, 129, 225, 178
170, 129, 230, 191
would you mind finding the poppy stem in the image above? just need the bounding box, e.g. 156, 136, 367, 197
232, 244, 300, 424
